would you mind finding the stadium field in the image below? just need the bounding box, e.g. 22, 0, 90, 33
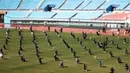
0, 28, 130, 73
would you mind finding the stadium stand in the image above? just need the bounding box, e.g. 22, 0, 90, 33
76, 0, 92, 9
123, 3, 130, 10
0, 0, 21, 9
53, 12, 76, 19
125, 5, 130, 10
72, 12, 103, 19
116, 3, 129, 10
19, 0, 41, 9
29, 12, 55, 18
100, 0, 130, 10
6, 12, 27, 18
98, 12, 130, 20
40, 0, 65, 9
84, 0, 106, 10
60, 0, 84, 9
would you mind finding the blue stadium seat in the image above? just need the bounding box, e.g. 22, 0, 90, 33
125, 6, 130, 10
60, 0, 84, 9
40, 0, 65, 9
77, 0, 92, 9
6, 12, 27, 17
0, 0, 21, 9
84, 0, 105, 10
72, 12, 103, 19
53, 12, 76, 18
100, 0, 130, 9
19, 0, 40, 9
29, 12, 55, 18
116, 3, 129, 9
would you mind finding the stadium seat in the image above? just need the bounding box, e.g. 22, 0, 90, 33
0, 0, 21, 9
19, 0, 40, 9
84, 0, 105, 10
72, 12, 103, 19
60, 0, 84, 9
77, 0, 92, 9
29, 12, 55, 18
40, 0, 65, 9
116, 3, 129, 10
53, 12, 76, 19
6, 12, 27, 18
98, 12, 130, 20
100, 0, 130, 10
125, 5, 130, 10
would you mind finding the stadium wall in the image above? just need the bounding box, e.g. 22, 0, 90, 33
0, 24, 4, 28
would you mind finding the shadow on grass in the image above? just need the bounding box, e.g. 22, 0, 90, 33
59, 66, 68, 68
101, 65, 107, 68
87, 69, 91, 71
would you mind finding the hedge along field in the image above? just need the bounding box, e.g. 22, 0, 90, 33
0, 28, 130, 73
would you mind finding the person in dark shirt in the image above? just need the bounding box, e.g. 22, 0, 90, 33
112, 32, 115, 36
76, 37, 79, 42
33, 34, 36, 40
123, 38, 127, 43
116, 44, 121, 50
93, 38, 97, 44
88, 49, 92, 55
83, 46, 87, 50
110, 67, 115, 73
54, 49, 58, 56
30, 25, 33, 32
54, 29, 59, 35
83, 64, 87, 71
109, 51, 114, 57
111, 40, 114, 44
35, 47, 40, 54
73, 51, 77, 58
20, 56, 27, 62
117, 57, 122, 64
0, 49, 4, 59
125, 63, 129, 72
19, 46, 23, 51
96, 31, 100, 36
5, 39, 8, 45
82, 32, 87, 40
60, 28, 63, 33
69, 47, 74, 53
79, 41, 83, 46
3, 44, 6, 50
43, 31, 47, 36
48, 40, 52, 47
38, 57, 43, 64
125, 48, 128, 55
76, 57, 80, 64
105, 37, 109, 41
97, 42, 102, 48
66, 44, 70, 49
18, 50, 21, 57
36, 52, 40, 58
54, 54, 59, 61
59, 60, 64, 68
0, 49, 4, 55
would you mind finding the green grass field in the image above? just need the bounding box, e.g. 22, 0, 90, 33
0, 28, 130, 73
